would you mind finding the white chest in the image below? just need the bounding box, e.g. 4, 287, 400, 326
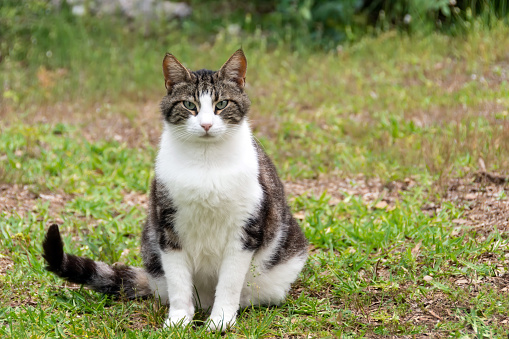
155, 122, 263, 273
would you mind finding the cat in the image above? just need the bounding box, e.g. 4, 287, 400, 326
42, 49, 309, 332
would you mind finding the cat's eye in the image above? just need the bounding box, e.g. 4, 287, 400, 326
183, 101, 196, 110
215, 100, 228, 110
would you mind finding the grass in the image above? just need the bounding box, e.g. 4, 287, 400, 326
3, 16, 509, 181
1, 8, 509, 338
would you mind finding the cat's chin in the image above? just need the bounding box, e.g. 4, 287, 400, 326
193, 132, 229, 143
174, 134, 222, 144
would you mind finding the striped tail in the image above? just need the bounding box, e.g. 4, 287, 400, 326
42, 224, 153, 299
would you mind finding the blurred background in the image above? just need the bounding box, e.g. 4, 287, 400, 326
1, 0, 508, 181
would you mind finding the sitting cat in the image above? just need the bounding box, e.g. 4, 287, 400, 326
43, 49, 308, 331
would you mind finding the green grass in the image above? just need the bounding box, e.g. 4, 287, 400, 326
3, 16, 509, 181
1, 8, 509, 338
1, 124, 508, 337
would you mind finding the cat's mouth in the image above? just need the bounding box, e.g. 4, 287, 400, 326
200, 133, 215, 139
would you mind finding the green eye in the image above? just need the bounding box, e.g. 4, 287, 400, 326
215, 100, 228, 110
183, 101, 196, 110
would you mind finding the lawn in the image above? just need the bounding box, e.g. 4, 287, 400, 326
1, 7, 509, 338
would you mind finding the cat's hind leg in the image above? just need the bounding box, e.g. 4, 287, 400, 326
240, 254, 307, 308
148, 275, 169, 304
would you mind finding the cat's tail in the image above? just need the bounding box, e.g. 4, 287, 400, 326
42, 224, 153, 299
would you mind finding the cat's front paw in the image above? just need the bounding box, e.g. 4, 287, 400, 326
206, 314, 236, 332
163, 311, 193, 328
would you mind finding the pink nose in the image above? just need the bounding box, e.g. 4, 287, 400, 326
201, 123, 212, 132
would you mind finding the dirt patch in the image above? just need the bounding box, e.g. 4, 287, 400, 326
123, 191, 149, 210
423, 60, 508, 93
4, 100, 283, 150
283, 171, 509, 237
6, 279, 45, 308
439, 171, 509, 233
408, 101, 509, 129
320, 283, 509, 337
285, 175, 415, 206
80, 102, 162, 148
0, 256, 14, 275
3, 99, 284, 150
0, 184, 39, 217
363, 289, 461, 332
0, 183, 70, 219
449, 273, 509, 293
2, 100, 163, 149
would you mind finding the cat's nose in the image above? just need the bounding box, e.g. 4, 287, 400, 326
201, 123, 212, 132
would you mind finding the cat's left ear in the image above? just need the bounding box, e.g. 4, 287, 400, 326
218, 49, 247, 88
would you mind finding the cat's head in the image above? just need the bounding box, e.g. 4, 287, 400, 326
160, 50, 251, 142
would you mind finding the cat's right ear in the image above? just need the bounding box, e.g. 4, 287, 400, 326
163, 53, 192, 91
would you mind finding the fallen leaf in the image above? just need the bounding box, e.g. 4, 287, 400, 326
428, 309, 442, 320
412, 240, 423, 257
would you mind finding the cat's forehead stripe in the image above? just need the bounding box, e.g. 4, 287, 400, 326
199, 92, 213, 108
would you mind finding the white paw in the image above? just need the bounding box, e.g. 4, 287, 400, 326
206, 314, 236, 332
163, 311, 193, 328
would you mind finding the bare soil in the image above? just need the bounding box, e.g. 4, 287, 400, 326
287, 172, 509, 336
435, 171, 509, 233
285, 175, 415, 204
2, 171, 507, 232
0, 183, 70, 220
0, 256, 13, 276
